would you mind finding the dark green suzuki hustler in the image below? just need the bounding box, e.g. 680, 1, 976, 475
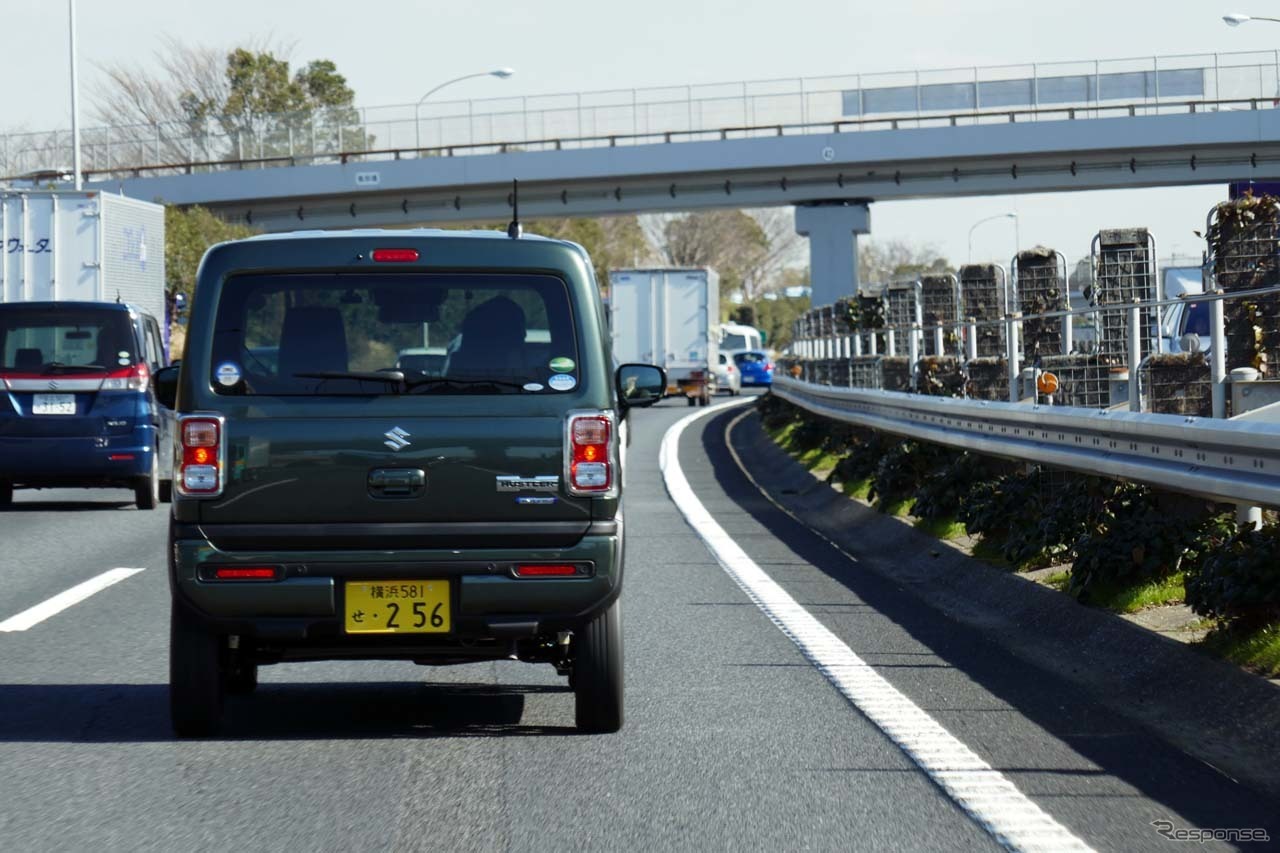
154, 229, 664, 736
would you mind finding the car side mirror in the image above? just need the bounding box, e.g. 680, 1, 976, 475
616, 363, 665, 408
154, 364, 180, 409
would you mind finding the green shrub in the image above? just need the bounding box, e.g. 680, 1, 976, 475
868, 441, 952, 511
757, 393, 799, 430
958, 469, 1043, 539
827, 431, 886, 487
1187, 522, 1280, 627
911, 452, 1004, 521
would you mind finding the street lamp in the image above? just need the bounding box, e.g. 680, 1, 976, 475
968, 213, 1018, 263
1224, 12, 1280, 25
414, 68, 515, 150
69, 0, 82, 190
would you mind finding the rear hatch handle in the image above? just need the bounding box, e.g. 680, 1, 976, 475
368, 468, 426, 499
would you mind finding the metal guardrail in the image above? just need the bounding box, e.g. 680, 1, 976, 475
772, 376, 1280, 508
3, 48, 1279, 182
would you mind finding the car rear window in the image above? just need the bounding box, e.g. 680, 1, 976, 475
734, 351, 766, 364
0, 307, 137, 374
209, 273, 579, 395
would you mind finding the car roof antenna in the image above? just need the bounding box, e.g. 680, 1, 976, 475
507, 179, 522, 239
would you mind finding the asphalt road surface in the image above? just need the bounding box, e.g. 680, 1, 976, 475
0, 392, 1276, 852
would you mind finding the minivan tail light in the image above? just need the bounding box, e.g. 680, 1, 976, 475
566, 412, 614, 496
100, 363, 149, 391
177, 414, 225, 497
515, 564, 579, 578
372, 248, 420, 262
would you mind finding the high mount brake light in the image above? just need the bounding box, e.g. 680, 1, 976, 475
178, 415, 224, 497
372, 248, 419, 262
567, 413, 613, 495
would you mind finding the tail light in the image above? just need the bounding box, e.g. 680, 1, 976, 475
565, 411, 615, 496
514, 564, 581, 578
765, 362, 774, 372
101, 363, 150, 391
726, 364, 736, 373
177, 414, 225, 497
206, 566, 279, 581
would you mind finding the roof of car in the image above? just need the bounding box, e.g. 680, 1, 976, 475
239, 228, 570, 245
0, 300, 143, 314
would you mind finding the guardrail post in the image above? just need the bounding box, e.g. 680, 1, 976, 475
1210, 293, 1227, 419
933, 326, 945, 358
869, 331, 878, 356
853, 333, 863, 357
1062, 312, 1073, 355
966, 318, 978, 362
1128, 302, 1142, 412
1007, 314, 1021, 404
887, 329, 897, 357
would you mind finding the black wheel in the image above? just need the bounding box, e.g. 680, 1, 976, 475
225, 658, 258, 695
686, 395, 696, 407
0, 481, 12, 506
574, 599, 623, 733
135, 453, 159, 510
159, 479, 173, 504
697, 392, 709, 407
169, 601, 224, 737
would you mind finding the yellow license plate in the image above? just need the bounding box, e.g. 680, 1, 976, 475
344, 580, 451, 634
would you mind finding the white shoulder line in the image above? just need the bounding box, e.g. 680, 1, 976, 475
0, 568, 146, 633
659, 400, 1093, 853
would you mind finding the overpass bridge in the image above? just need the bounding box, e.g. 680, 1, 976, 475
5, 49, 1280, 303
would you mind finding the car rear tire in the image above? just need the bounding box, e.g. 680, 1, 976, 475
159, 479, 173, 504
135, 454, 159, 510
686, 395, 696, 407
170, 602, 225, 737
574, 599, 623, 733
0, 482, 11, 506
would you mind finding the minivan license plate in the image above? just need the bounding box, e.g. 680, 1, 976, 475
344, 580, 450, 634
32, 394, 76, 415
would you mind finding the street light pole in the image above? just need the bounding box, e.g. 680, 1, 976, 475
414, 68, 515, 151
968, 213, 1018, 263
69, 0, 82, 190
1223, 13, 1280, 26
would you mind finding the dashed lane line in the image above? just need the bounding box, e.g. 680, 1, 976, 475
659, 400, 1093, 853
0, 568, 146, 632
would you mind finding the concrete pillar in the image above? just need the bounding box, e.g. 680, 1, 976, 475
795, 201, 871, 308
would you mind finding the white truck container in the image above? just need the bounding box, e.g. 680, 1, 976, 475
608, 267, 719, 406
1, 190, 167, 349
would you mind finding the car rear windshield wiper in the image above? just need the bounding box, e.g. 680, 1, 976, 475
294, 370, 406, 387
45, 362, 107, 373
405, 376, 528, 394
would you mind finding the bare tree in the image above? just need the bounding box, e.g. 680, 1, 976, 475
858, 239, 952, 287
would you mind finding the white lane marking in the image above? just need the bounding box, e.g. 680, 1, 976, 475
659, 402, 1093, 853
0, 568, 146, 633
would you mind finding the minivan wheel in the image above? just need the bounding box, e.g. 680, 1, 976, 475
159, 479, 173, 503
686, 395, 696, 407
135, 454, 159, 510
573, 599, 623, 733
169, 602, 225, 737
225, 658, 258, 695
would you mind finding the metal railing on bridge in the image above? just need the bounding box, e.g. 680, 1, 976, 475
3, 49, 1279, 182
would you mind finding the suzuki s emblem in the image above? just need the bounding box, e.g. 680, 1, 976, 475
47, 380, 59, 391
383, 426, 411, 452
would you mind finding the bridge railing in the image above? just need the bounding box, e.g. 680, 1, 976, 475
3, 49, 1278, 182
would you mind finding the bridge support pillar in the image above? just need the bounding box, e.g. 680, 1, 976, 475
795, 201, 870, 308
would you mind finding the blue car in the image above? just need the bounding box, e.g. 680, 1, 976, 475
0, 301, 175, 509
733, 350, 774, 386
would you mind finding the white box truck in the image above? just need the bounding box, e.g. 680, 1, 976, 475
608, 267, 719, 406
1, 190, 167, 351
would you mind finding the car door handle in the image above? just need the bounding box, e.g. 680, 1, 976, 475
368, 468, 426, 498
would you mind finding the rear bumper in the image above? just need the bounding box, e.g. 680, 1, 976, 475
0, 428, 156, 485
169, 519, 624, 645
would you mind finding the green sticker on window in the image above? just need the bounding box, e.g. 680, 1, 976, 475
549, 357, 576, 373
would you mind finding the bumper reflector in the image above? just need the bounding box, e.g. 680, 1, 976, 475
211, 567, 279, 581
515, 564, 579, 578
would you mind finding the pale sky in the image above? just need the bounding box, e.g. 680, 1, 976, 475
3, 0, 1272, 272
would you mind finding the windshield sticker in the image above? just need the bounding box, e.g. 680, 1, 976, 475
215, 362, 242, 387
547, 373, 577, 392
549, 357, 575, 374
523, 382, 545, 392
